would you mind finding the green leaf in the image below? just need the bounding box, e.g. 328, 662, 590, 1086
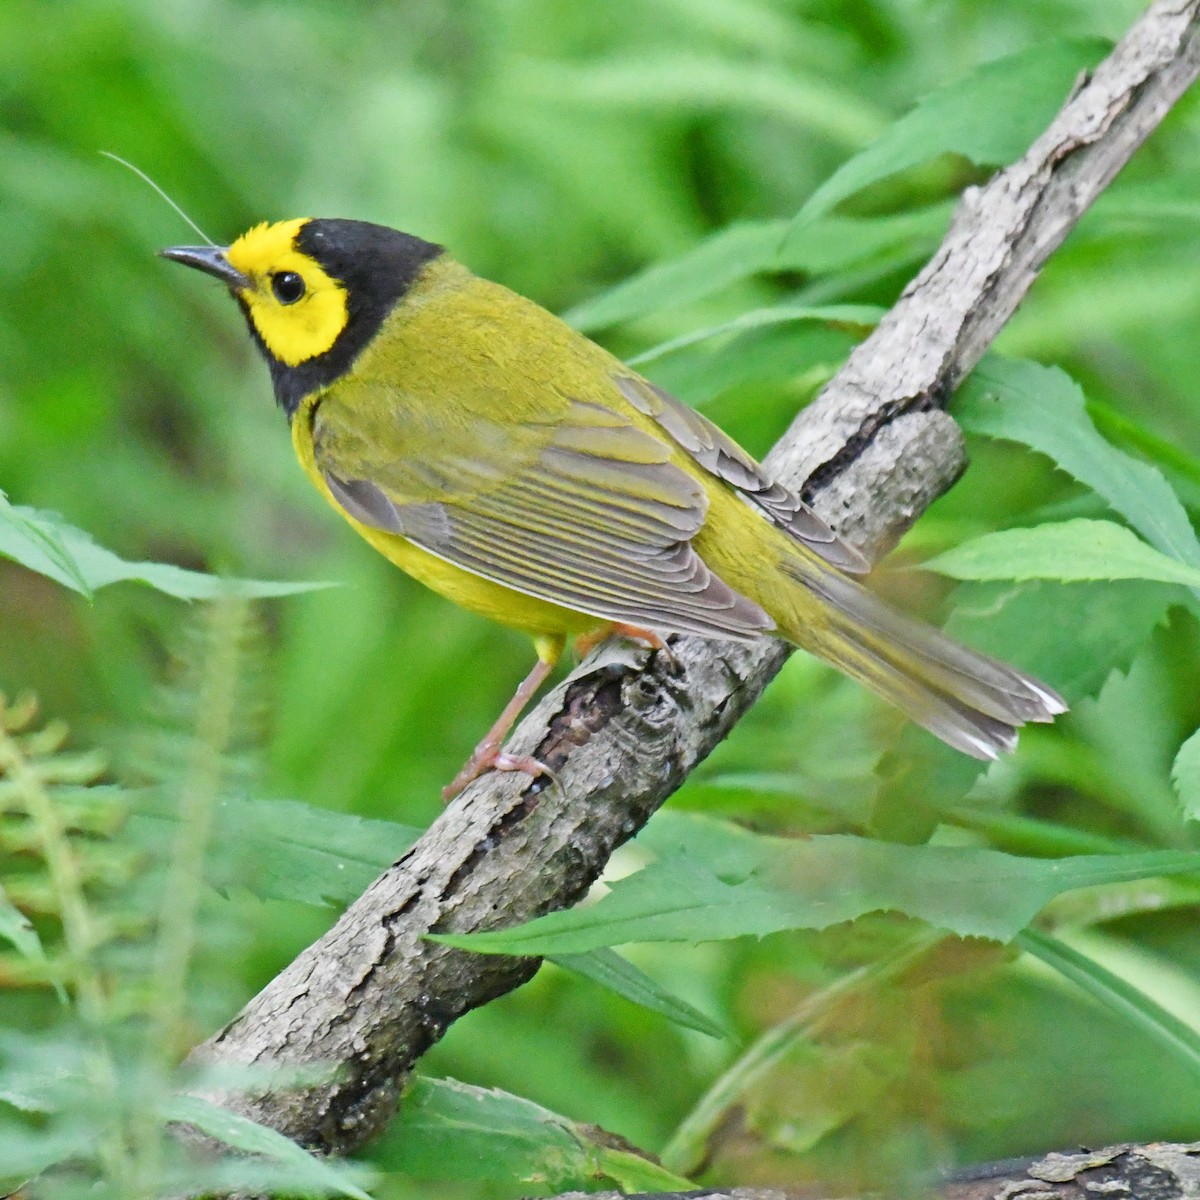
164, 1094, 375, 1200
0, 494, 92, 595
191, 802, 724, 1034
1091, 177, 1200, 227
566, 219, 788, 331
1173, 728, 1200, 823
132, 793, 420, 908
630, 303, 882, 365
647, 323, 858, 408
375, 1076, 694, 1191
957, 358, 1200, 577
593, 1137, 699, 1193
0, 492, 332, 600
1042, 876, 1200, 931
1019, 929, 1200, 1085
792, 38, 1109, 225
0, 1121, 92, 1181
780, 202, 955, 276
432, 811, 1200, 955
0, 883, 42, 962
0, 1030, 84, 1116
550, 948, 727, 1039
659, 931, 946, 1177
1067, 645, 1182, 840
169, 801, 714, 1037
926, 519, 1200, 587
1084, 399, 1200, 505
513, 53, 886, 145
946, 580, 1176, 703
565, 205, 950, 332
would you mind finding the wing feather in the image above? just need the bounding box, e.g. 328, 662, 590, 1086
315, 395, 774, 640
614, 375, 869, 573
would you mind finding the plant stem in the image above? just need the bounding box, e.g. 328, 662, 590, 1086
1018, 928, 1200, 1084
131, 598, 251, 1194
661, 928, 945, 1177
0, 698, 133, 1190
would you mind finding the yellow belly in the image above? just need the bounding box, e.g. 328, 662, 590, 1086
292, 401, 600, 643
351, 517, 599, 639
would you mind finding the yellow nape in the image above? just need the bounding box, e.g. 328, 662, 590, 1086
225, 217, 349, 367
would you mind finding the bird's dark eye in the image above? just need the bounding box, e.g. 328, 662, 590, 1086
271, 271, 306, 304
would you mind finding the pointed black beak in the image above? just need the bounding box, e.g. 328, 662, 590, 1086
160, 244, 250, 291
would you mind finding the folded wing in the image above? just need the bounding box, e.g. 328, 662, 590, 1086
613, 375, 869, 574
314, 392, 774, 640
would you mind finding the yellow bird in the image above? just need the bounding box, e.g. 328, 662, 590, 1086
164, 218, 1065, 799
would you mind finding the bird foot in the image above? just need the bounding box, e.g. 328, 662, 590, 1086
574, 622, 677, 665
442, 745, 556, 803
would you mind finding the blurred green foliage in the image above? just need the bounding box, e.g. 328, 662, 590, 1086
3, 0, 1200, 1196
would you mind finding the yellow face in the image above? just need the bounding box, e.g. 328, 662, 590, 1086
225, 218, 349, 366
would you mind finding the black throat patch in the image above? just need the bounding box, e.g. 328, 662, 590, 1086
247, 219, 443, 418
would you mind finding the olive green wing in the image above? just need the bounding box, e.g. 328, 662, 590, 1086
313, 393, 775, 640
614, 375, 869, 574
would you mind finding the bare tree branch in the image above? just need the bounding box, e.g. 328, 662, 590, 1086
548, 1140, 1200, 1199
185, 0, 1200, 1164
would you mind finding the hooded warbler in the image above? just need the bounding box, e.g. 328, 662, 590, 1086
163, 218, 1065, 799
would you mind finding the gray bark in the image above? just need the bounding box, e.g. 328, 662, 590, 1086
551, 1141, 1200, 1198
185, 0, 1200, 1167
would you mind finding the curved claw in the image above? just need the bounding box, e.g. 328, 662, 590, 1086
442, 748, 556, 803
441, 649, 561, 802
574, 621, 677, 665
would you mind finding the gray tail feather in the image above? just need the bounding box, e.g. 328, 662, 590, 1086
783, 561, 1067, 760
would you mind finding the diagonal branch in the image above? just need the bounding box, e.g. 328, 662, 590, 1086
186, 0, 1200, 1160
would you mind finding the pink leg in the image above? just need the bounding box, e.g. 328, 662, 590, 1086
442, 646, 561, 802
574, 621, 675, 663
